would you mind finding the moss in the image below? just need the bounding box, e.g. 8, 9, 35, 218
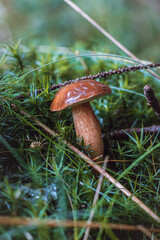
0, 42, 160, 239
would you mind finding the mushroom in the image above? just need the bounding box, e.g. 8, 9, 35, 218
50, 80, 111, 160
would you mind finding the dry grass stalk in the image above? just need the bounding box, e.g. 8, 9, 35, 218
64, 0, 160, 80
137, 225, 158, 240
83, 155, 109, 240
17, 108, 160, 223
0, 216, 160, 234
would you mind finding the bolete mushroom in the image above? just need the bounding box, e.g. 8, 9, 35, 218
50, 80, 111, 160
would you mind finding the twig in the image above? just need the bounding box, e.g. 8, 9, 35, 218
0, 216, 160, 233
144, 85, 160, 118
50, 63, 160, 90
63, 0, 160, 80
109, 125, 160, 140
14, 63, 160, 100
83, 155, 109, 240
9, 104, 160, 223
137, 225, 158, 240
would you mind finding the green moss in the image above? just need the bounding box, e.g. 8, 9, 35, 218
0, 42, 160, 239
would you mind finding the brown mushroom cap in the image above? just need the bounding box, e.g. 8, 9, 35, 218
50, 80, 111, 111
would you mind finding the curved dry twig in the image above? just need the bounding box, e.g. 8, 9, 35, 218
9, 103, 160, 224
109, 125, 160, 140
14, 63, 160, 100
50, 63, 160, 90
0, 216, 160, 233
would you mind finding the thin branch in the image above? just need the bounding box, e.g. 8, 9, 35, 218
50, 63, 160, 90
109, 125, 160, 140
63, 0, 160, 80
83, 155, 109, 240
144, 85, 160, 118
8, 103, 160, 223
14, 63, 160, 100
0, 216, 160, 233
137, 225, 158, 240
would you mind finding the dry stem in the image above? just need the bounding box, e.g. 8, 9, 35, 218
109, 125, 160, 140
64, 0, 160, 80
144, 85, 160, 118
137, 225, 158, 240
0, 216, 160, 233
16, 107, 160, 223
50, 63, 160, 90
83, 155, 109, 240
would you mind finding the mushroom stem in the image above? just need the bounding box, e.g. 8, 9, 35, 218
72, 102, 103, 160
